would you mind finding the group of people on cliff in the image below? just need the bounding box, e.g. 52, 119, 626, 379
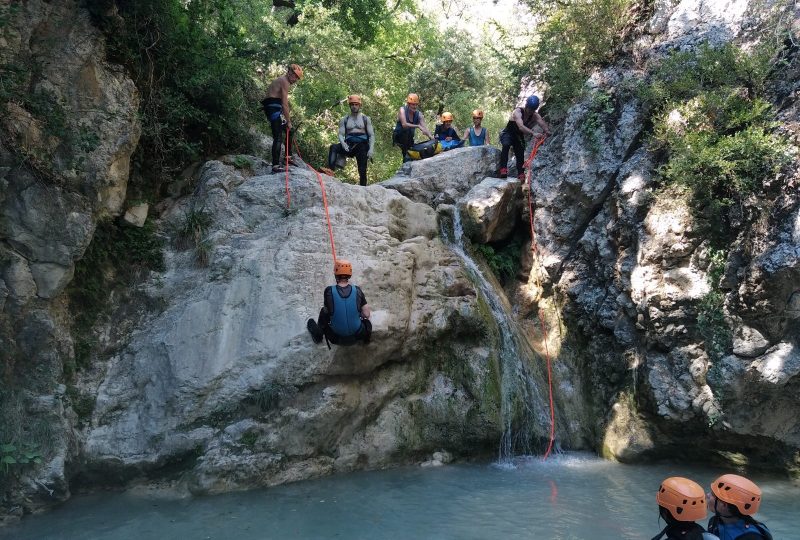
261, 64, 552, 189
262, 63, 551, 349
653, 474, 772, 540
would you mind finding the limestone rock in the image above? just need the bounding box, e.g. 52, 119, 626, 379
458, 177, 522, 243
382, 146, 500, 207
732, 325, 770, 358
123, 203, 149, 228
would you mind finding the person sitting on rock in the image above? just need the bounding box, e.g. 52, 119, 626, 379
653, 477, 720, 540
307, 259, 372, 347
327, 95, 375, 186
498, 95, 550, 181
707, 474, 772, 540
462, 109, 490, 146
434, 111, 464, 151
393, 93, 432, 162
261, 63, 303, 173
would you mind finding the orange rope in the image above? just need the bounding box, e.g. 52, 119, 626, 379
292, 139, 338, 262
523, 135, 557, 460
284, 128, 291, 209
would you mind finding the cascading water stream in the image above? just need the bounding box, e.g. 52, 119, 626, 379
444, 206, 552, 463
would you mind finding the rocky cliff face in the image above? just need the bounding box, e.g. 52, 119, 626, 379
0, 0, 140, 520
1, 0, 799, 524
517, 0, 800, 467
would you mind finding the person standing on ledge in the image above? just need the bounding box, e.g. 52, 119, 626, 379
463, 109, 490, 146
327, 95, 375, 186
261, 63, 303, 173
498, 95, 550, 180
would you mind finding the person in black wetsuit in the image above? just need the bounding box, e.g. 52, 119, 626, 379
652, 477, 720, 540
498, 95, 550, 180
261, 64, 303, 172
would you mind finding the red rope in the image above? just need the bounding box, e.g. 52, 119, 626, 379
523, 135, 557, 460
292, 139, 337, 262
537, 308, 556, 460
284, 128, 291, 209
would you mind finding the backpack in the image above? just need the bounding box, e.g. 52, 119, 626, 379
406, 139, 442, 160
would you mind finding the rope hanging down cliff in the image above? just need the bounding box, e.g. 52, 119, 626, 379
293, 139, 338, 262
523, 135, 557, 460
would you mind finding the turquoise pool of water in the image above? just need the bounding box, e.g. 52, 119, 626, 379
3, 453, 798, 539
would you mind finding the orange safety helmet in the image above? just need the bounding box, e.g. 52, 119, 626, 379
472, 109, 484, 119
347, 94, 362, 106
711, 474, 762, 516
406, 93, 420, 105
289, 64, 304, 79
657, 477, 708, 522
441, 112, 454, 122
333, 259, 352, 277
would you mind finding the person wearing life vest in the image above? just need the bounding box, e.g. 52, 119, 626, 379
261, 64, 303, 173
434, 111, 464, 151
652, 477, 720, 540
327, 95, 375, 186
498, 95, 550, 181
307, 259, 372, 347
706, 474, 772, 540
393, 93, 433, 162
462, 109, 490, 146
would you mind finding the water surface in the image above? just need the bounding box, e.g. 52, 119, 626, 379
4, 453, 798, 540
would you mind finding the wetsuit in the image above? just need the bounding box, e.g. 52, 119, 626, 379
707, 517, 771, 540
329, 113, 372, 186
262, 97, 293, 166
434, 125, 460, 141
499, 108, 532, 177
393, 106, 421, 161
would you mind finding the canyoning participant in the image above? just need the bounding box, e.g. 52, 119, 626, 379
262, 64, 303, 173
498, 95, 550, 180
434, 111, 463, 151
653, 477, 720, 540
462, 109, 490, 146
393, 93, 433, 162
307, 259, 372, 347
707, 474, 772, 540
327, 95, 375, 186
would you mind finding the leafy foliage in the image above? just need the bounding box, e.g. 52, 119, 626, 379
68, 219, 165, 370
474, 237, 523, 283
507, 0, 634, 116
581, 90, 616, 153
646, 43, 793, 245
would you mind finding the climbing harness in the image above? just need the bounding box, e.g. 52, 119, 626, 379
522, 135, 557, 460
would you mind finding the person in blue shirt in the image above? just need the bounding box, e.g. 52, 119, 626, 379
434, 112, 463, 150
462, 109, 490, 146
706, 474, 772, 540
307, 259, 372, 347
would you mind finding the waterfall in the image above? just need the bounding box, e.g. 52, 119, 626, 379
445, 206, 552, 463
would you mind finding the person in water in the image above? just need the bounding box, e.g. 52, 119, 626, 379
328, 95, 375, 186
462, 109, 490, 146
498, 95, 550, 180
307, 259, 372, 346
434, 111, 463, 150
261, 64, 303, 173
393, 93, 433, 162
707, 474, 772, 540
653, 476, 720, 540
